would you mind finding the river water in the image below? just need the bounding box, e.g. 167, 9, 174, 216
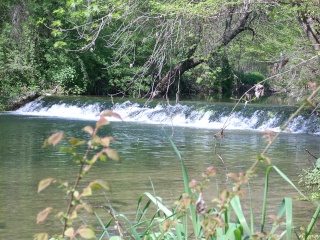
0, 96, 319, 239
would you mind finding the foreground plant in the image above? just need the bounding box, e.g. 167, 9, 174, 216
34, 110, 122, 240
104, 86, 320, 239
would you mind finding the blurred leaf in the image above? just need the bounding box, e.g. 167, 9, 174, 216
83, 164, 92, 173
76, 226, 96, 239
104, 148, 120, 161
87, 152, 101, 165
96, 115, 109, 129
109, 236, 122, 240
37, 207, 53, 223
53, 41, 67, 48
73, 191, 79, 198
100, 136, 115, 147
83, 126, 94, 135
99, 153, 107, 162
81, 186, 92, 197
38, 178, 56, 193
89, 179, 110, 191
43, 131, 65, 147
59, 147, 75, 154
83, 202, 94, 214
64, 227, 75, 237
51, 20, 62, 27
69, 137, 85, 147
34, 233, 49, 240
101, 110, 122, 121
70, 210, 77, 219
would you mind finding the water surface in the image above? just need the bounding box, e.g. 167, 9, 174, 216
0, 100, 319, 239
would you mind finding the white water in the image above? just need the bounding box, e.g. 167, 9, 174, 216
15, 98, 320, 134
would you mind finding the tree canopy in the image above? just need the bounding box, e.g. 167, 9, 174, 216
0, 0, 319, 105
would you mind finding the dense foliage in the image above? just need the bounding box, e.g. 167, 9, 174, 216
0, 0, 320, 108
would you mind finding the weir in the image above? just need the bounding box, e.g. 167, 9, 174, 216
14, 96, 319, 134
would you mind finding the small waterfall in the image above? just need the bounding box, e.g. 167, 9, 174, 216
14, 96, 320, 134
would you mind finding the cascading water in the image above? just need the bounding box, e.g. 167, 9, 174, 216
14, 96, 320, 134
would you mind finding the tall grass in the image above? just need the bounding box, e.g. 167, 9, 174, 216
35, 86, 320, 239
94, 87, 320, 239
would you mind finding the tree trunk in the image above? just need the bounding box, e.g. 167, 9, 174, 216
297, 13, 320, 51
152, 58, 203, 97
153, 9, 254, 97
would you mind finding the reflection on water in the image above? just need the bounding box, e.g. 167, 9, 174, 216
0, 113, 319, 239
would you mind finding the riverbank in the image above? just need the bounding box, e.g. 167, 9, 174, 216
0, 92, 40, 111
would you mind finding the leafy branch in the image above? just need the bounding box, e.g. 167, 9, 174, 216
35, 110, 122, 240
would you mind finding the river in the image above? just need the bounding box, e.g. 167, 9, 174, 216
0, 96, 319, 239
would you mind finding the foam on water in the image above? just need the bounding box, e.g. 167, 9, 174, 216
14, 98, 320, 134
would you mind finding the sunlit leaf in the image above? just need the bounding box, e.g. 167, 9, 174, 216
69, 137, 85, 147
43, 131, 65, 147
73, 191, 79, 198
59, 147, 75, 154
76, 226, 96, 239
96, 115, 109, 129
53, 41, 67, 48
37, 207, 53, 223
38, 178, 56, 193
89, 180, 110, 191
100, 136, 115, 147
34, 232, 49, 240
104, 148, 120, 161
70, 210, 77, 219
80, 186, 92, 198
90, 135, 101, 145
109, 237, 122, 240
64, 227, 75, 237
99, 153, 107, 162
100, 110, 122, 121
83, 126, 94, 135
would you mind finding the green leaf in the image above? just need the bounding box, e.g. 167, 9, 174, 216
99, 153, 107, 162
109, 237, 122, 240
51, 20, 62, 27
53, 41, 67, 48
59, 147, 75, 154
69, 137, 85, 147
89, 180, 110, 191
230, 196, 251, 235
304, 204, 320, 239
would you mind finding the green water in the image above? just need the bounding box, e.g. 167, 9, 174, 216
0, 113, 319, 239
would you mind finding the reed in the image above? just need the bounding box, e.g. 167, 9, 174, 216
35, 86, 320, 239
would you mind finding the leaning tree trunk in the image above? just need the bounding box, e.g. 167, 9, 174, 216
152, 9, 254, 97
152, 58, 203, 97
297, 13, 320, 51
